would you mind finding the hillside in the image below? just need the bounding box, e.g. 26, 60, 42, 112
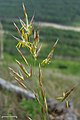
0, 0, 80, 25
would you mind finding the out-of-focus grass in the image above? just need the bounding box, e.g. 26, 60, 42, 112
20, 99, 41, 119
0, 90, 28, 120
50, 59, 80, 76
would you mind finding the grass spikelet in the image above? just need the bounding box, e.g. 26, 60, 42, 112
57, 85, 76, 108
13, 22, 21, 35
15, 59, 30, 78
41, 39, 59, 66
52, 38, 59, 50
34, 30, 39, 43
17, 48, 29, 66
9, 67, 24, 81
36, 44, 42, 58
22, 3, 28, 26
14, 77, 27, 89
30, 14, 34, 25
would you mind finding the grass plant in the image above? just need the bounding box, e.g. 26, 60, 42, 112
9, 3, 76, 120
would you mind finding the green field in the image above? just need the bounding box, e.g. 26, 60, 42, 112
0, 0, 80, 25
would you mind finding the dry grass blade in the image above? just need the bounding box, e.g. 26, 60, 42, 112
41, 39, 59, 65
16, 59, 29, 78
36, 44, 42, 57
57, 85, 76, 102
12, 34, 25, 48
22, 3, 28, 26
13, 22, 21, 35
34, 30, 39, 42
30, 14, 34, 25
20, 19, 27, 31
12, 35, 32, 49
52, 38, 59, 50
12, 34, 22, 42
15, 77, 27, 89
17, 48, 29, 66
62, 85, 76, 102
47, 50, 53, 61
9, 67, 24, 81
47, 39, 59, 59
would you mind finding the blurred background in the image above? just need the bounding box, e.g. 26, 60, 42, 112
0, 0, 80, 119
